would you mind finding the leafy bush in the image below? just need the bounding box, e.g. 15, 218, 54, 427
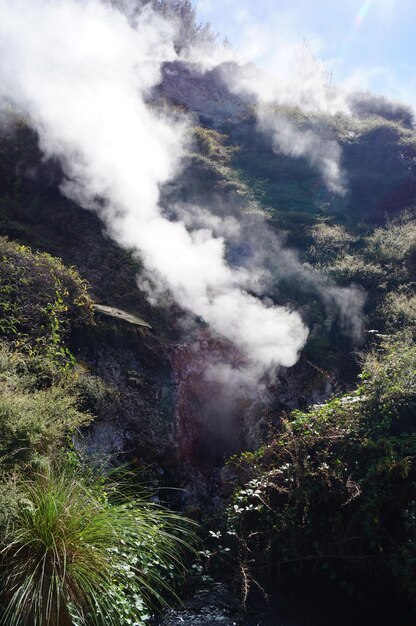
379, 290, 416, 331
308, 222, 357, 263
324, 253, 385, 288
0, 462, 194, 626
225, 335, 416, 604
0, 237, 93, 363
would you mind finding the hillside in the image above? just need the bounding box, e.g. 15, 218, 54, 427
0, 1, 416, 624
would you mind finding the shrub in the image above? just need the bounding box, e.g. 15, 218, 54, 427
379, 289, 416, 332
324, 253, 385, 288
224, 335, 416, 604
0, 385, 91, 469
0, 462, 194, 626
309, 222, 357, 263
0, 342, 91, 470
365, 216, 416, 263
111, 1, 216, 50
0, 237, 93, 363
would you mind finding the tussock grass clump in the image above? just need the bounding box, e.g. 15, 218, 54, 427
0, 464, 195, 626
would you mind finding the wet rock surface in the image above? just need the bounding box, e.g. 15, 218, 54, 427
73, 318, 177, 462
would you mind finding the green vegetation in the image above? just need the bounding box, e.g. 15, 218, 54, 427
112, 1, 217, 50
306, 211, 416, 335
0, 236, 93, 364
0, 238, 193, 625
184, 107, 416, 610
229, 105, 416, 229
0, 343, 91, 470
0, 463, 193, 626
225, 334, 416, 604
187, 127, 257, 205
2, 58, 416, 621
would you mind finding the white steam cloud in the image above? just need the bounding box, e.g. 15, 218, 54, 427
0, 0, 308, 370
188, 41, 351, 194
257, 108, 345, 195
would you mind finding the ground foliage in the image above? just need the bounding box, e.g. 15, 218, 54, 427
224, 335, 416, 604
0, 239, 194, 625
2, 52, 416, 621
0, 461, 194, 626
0, 236, 93, 364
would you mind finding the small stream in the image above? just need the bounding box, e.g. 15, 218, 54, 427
156, 582, 416, 626
157, 585, 311, 626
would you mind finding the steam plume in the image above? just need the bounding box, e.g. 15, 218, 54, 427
0, 0, 308, 370
188, 41, 349, 194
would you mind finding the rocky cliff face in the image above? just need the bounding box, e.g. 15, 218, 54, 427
156, 61, 253, 128
5, 57, 413, 477
0, 84, 340, 478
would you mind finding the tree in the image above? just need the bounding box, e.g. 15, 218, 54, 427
110, 0, 217, 51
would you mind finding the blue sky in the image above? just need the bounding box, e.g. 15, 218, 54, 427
195, 0, 416, 105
